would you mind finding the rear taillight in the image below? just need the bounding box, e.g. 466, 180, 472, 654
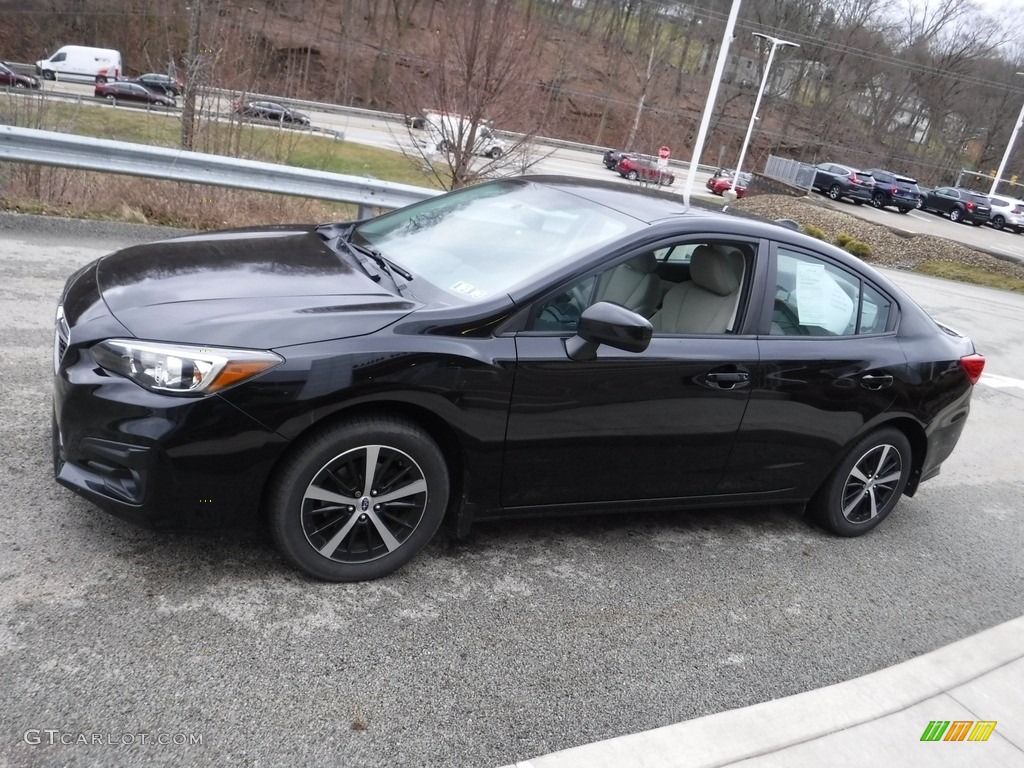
960, 354, 985, 385
891, 186, 899, 195
966, 201, 974, 212
848, 173, 858, 183
1014, 205, 1023, 214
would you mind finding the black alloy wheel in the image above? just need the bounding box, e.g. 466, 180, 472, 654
270, 415, 450, 582
828, 184, 842, 201
993, 216, 1006, 230
810, 427, 911, 537
871, 192, 886, 209
898, 207, 911, 214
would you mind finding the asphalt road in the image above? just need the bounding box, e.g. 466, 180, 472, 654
1, 211, 1023, 768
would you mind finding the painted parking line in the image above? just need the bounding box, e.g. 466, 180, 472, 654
980, 372, 1024, 391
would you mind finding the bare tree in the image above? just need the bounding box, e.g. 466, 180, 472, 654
394, 0, 547, 190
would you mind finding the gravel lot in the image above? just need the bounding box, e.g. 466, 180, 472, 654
735, 194, 1024, 280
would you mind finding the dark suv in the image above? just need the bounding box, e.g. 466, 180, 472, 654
861, 169, 921, 213
921, 187, 992, 226
811, 162, 875, 204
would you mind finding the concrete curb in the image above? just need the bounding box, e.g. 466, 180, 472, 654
500, 615, 1024, 768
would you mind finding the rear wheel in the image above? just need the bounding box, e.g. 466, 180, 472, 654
14, 81, 26, 89
949, 207, 963, 223
828, 184, 842, 201
626, 170, 639, 180
105, 94, 116, 105
810, 427, 911, 537
870, 192, 885, 209
487, 146, 503, 159
897, 207, 911, 214
992, 216, 1005, 230
269, 415, 450, 582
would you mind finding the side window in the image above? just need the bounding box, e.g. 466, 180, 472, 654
52, 52, 67, 63
772, 248, 891, 336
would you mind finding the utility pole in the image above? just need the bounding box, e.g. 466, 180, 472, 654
181, 0, 202, 150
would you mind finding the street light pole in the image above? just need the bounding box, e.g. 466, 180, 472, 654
988, 72, 1024, 197
728, 33, 799, 199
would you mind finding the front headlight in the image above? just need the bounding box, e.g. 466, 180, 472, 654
92, 339, 283, 396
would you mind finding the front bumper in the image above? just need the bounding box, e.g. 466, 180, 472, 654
54, 344, 290, 530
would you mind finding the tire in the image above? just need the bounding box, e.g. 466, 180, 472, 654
42, 70, 55, 81
14, 81, 26, 89
992, 216, 1005, 230
828, 184, 842, 201
488, 147, 503, 159
105, 95, 116, 105
949, 207, 962, 223
852, 199, 864, 205
870, 192, 885, 209
626, 170, 639, 180
897, 207, 911, 214
96, 76, 107, 84
269, 415, 450, 582
810, 427, 911, 537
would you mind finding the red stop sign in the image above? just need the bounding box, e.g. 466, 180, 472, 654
658, 146, 670, 160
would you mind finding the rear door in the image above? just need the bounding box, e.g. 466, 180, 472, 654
724, 241, 904, 499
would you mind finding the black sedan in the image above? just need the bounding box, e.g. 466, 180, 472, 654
920, 186, 992, 226
602, 149, 636, 169
94, 80, 176, 107
235, 100, 311, 126
127, 72, 182, 97
52, 177, 985, 582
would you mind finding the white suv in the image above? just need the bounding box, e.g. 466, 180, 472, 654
986, 194, 1024, 233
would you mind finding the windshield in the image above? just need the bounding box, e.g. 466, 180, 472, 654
352, 180, 640, 302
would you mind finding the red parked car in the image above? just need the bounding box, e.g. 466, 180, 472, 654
615, 156, 674, 185
706, 169, 750, 197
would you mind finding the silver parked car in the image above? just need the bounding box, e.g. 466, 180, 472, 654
986, 194, 1024, 233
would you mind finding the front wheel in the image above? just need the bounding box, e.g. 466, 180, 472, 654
269, 415, 450, 582
488, 146, 503, 159
810, 427, 911, 537
42, 70, 55, 80
828, 184, 842, 201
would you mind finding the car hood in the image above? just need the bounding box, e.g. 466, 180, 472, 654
95, 226, 419, 349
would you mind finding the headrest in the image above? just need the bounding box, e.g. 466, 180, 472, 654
624, 252, 658, 274
690, 245, 742, 296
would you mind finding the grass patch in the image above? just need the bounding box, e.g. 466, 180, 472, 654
915, 260, 1024, 294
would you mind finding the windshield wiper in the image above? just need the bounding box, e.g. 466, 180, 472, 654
337, 236, 409, 294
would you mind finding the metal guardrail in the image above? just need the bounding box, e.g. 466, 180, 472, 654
764, 155, 814, 190
0, 125, 439, 215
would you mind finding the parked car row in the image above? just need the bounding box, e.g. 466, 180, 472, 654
812, 160, 1023, 233
601, 149, 674, 185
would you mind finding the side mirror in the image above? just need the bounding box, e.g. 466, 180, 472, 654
565, 301, 653, 361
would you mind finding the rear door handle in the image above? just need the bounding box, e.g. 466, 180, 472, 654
860, 374, 893, 390
704, 371, 751, 390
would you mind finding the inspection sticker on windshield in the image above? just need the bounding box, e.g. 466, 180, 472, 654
451, 281, 488, 300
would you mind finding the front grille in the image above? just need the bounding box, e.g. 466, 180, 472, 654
54, 304, 69, 373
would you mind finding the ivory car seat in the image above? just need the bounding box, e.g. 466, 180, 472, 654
651, 245, 744, 334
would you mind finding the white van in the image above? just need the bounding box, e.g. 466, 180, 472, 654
35, 46, 122, 83
424, 111, 506, 159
